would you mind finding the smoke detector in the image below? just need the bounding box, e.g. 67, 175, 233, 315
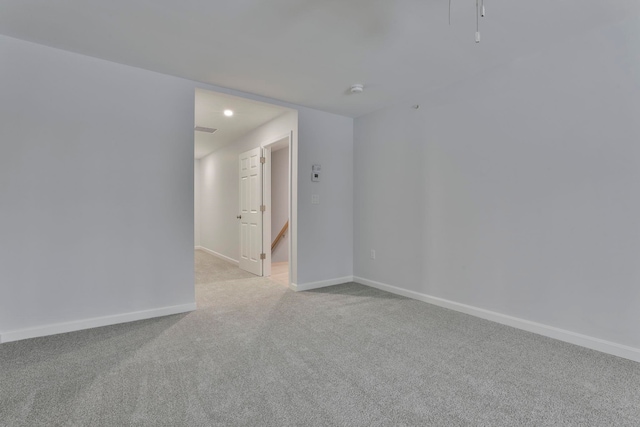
350, 84, 364, 94
194, 126, 217, 133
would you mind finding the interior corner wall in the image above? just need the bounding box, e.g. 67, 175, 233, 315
271, 147, 289, 263
0, 33, 355, 340
0, 35, 196, 338
354, 18, 640, 350
198, 112, 297, 263
194, 159, 202, 248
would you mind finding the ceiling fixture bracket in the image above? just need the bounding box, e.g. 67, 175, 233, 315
449, 0, 487, 43
476, 0, 485, 43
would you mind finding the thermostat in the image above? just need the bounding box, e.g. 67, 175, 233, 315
311, 164, 321, 182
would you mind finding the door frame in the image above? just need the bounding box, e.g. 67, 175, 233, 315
261, 132, 293, 285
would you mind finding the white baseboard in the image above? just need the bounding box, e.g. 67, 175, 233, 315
290, 276, 354, 292
196, 246, 239, 265
0, 303, 196, 344
353, 276, 640, 364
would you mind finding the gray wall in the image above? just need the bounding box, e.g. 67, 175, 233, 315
271, 147, 289, 263
354, 17, 640, 349
0, 35, 196, 335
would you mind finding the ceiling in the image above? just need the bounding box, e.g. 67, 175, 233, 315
194, 89, 290, 159
0, 1, 638, 117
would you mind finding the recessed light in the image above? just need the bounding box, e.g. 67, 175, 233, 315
224, 109, 234, 117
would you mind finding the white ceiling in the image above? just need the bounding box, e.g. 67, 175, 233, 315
194, 89, 290, 159
0, 1, 638, 117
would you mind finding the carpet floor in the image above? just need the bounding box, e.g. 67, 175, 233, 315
1, 250, 639, 426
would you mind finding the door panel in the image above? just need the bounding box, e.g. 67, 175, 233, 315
238, 147, 263, 276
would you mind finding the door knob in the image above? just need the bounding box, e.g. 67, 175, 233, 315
236, 215, 242, 219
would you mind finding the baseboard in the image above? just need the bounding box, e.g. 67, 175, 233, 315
353, 276, 640, 364
290, 276, 354, 292
0, 302, 197, 344
196, 246, 239, 265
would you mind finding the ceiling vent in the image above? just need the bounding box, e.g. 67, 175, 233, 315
194, 126, 217, 133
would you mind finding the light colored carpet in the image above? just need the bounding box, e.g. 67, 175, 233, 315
1, 250, 639, 426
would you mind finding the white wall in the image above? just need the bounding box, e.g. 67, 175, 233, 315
297, 108, 354, 285
199, 112, 296, 263
0, 34, 355, 341
0, 35, 196, 339
271, 147, 289, 263
354, 18, 640, 352
194, 159, 202, 247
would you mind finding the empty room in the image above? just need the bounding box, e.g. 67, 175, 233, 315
1, 1, 639, 426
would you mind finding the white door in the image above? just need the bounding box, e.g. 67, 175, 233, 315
238, 147, 263, 276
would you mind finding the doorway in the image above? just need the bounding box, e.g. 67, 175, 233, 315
194, 88, 297, 288
261, 135, 291, 286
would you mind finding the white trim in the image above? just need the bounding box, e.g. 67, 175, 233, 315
289, 129, 297, 286
262, 146, 272, 278
353, 276, 640, 363
196, 246, 239, 265
260, 132, 291, 150
0, 303, 196, 344
262, 131, 293, 286
290, 276, 354, 292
